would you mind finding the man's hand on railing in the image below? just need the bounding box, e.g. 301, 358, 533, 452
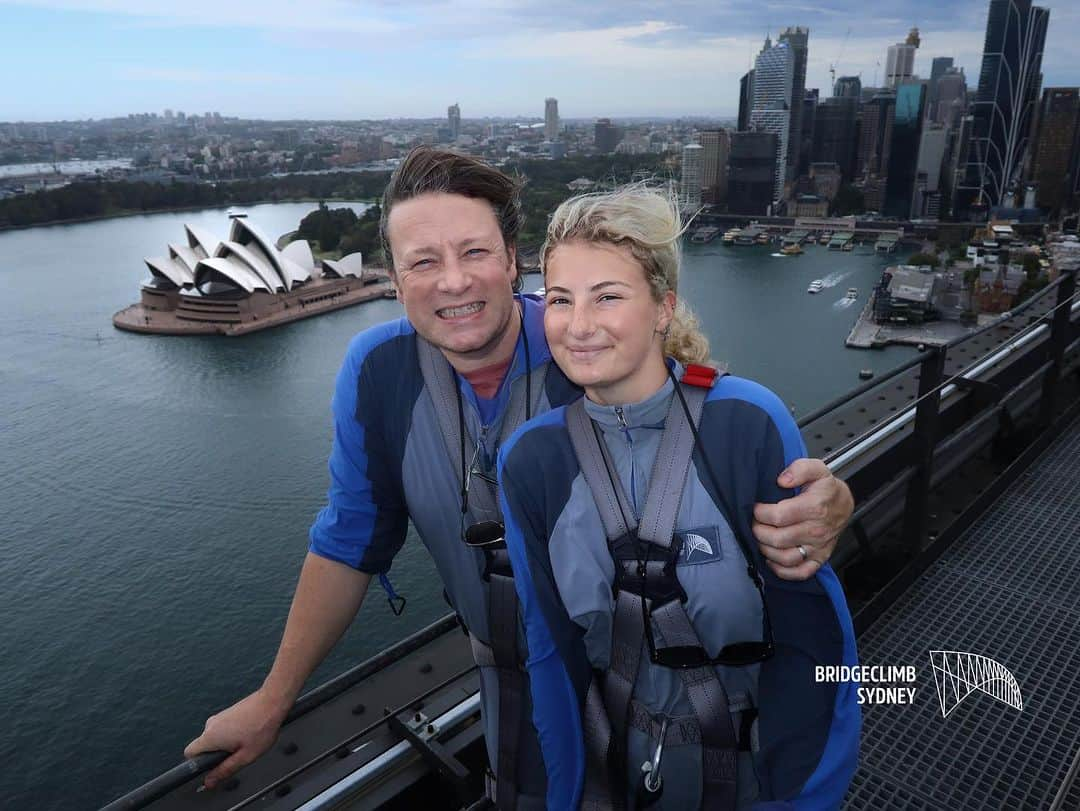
752, 459, 853, 581
184, 687, 290, 789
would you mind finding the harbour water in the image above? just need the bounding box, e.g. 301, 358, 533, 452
0, 206, 912, 809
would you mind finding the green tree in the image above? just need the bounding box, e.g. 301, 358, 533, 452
908, 252, 940, 268
831, 184, 865, 216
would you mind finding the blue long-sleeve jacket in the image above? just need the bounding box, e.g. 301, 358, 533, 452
498, 371, 861, 810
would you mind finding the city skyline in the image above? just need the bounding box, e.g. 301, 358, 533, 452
3, 0, 1080, 122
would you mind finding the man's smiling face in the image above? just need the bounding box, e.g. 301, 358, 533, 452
387, 192, 518, 369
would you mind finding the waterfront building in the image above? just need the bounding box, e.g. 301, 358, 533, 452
594, 117, 620, 153
873, 265, 942, 323
749, 36, 794, 203
681, 143, 704, 211
1031, 87, 1080, 214
738, 70, 755, 131
697, 129, 730, 204
544, 98, 559, 141
728, 131, 778, 215
955, 0, 1050, 217
779, 26, 810, 181
813, 96, 859, 181
792, 194, 829, 217
447, 103, 461, 141
885, 28, 920, 88
810, 162, 843, 201
119, 217, 388, 336
884, 82, 928, 218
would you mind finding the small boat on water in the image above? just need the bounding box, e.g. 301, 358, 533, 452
845, 287, 858, 300
781, 244, 803, 256
808, 279, 824, 294
722, 228, 740, 245
859, 369, 874, 380
690, 226, 720, 244
756, 231, 771, 245
842, 241, 855, 251
819, 231, 832, 245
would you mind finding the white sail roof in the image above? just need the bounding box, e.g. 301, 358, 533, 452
144, 256, 194, 288
217, 241, 286, 293
193, 257, 271, 294
322, 252, 364, 279
185, 224, 221, 259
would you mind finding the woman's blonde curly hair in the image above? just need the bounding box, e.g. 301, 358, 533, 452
539, 184, 710, 365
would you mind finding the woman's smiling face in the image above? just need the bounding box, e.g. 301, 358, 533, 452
543, 239, 674, 405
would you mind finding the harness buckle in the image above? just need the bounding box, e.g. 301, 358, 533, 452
611, 534, 687, 607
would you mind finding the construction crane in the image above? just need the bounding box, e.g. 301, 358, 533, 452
829, 27, 852, 94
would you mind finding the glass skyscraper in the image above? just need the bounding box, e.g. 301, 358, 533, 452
884, 82, 927, 218
955, 0, 1050, 217
749, 38, 794, 203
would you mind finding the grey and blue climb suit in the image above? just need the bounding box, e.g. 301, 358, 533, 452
308, 294, 576, 804
498, 369, 861, 809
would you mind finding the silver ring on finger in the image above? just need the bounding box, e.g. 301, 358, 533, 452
797, 544, 809, 562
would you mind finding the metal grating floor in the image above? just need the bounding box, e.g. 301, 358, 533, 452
844, 412, 1080, 810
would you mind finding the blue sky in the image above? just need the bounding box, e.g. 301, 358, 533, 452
2, 0, 1078, 121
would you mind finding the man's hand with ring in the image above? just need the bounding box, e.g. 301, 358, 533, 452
753, 458, 853, 581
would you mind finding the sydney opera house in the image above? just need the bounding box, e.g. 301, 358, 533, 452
113, 216, 394, 336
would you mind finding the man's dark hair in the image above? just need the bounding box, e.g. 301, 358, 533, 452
379, 146, 526, 290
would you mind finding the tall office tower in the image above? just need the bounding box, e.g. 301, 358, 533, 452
447, 103, 461, 140
594, 118, 620, 153
928, 57, 955, 115
681, 143, 704, 210
955, 0, 1049, 217
935, 68, 968, 125
738, 70, 755, 131
1031, 88, 1080, 213
749, 36, 794, 202
728, 131, 779, 215
799, 89, 819, 175
813, 96, 859, 181
778, 27, 809, 181
697, 129, 731, 203
544, 98, 559, 141
885, 28, 920, 88
916, 123, 950, 216
857, 93, 896, 177
834, 75, 862, 99
884, 82, 928, 217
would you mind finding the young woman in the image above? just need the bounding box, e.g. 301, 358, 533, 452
497, 188, 860, 809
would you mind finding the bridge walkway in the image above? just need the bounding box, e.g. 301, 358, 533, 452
843, 411, 1080, 810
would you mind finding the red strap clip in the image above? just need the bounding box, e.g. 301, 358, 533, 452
680, 364, 719, 388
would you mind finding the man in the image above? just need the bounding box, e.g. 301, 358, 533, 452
184, 147, 853, 806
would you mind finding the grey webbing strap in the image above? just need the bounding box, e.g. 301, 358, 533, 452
651, 601, 738, 811
636, 384, 707, 546
581, 679, 621, 811
565, 398, 636, 540
416, 333, 541, 521
628, 695, 755, 747
490, 569, 525, 811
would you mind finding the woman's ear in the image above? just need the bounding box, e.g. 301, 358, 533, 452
657, 290, 677, 334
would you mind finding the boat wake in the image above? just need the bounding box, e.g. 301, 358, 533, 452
821, 270, 853, 288
833, 298, 858, 310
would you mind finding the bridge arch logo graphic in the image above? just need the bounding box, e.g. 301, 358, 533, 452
928, 651, 1023, 718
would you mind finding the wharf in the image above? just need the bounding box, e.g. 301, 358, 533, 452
846, 292, 983, 349
844, 410, 1080, 809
